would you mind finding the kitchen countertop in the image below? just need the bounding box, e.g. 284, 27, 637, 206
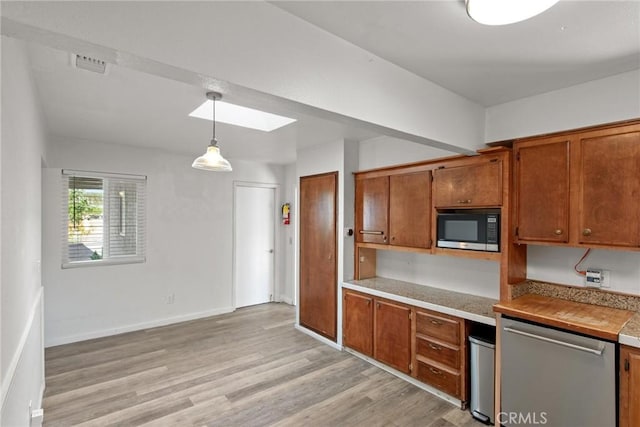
494, 293, 635, 341
620, 313, 640, 348
343, 277, 498, 326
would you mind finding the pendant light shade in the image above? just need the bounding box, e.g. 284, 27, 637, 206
466, 0, 560, 26
192, 92, 232, 172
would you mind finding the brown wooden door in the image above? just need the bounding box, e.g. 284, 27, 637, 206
374, 299, 411, 374
620, 345, 640, 427
389, 171, 431, 248
355, 176, 389, 244
577, 127, 640, 247
515, 138, 570, 243
343, 290, 373, 356
433, 160, 502, 208
299, 172, 337, 341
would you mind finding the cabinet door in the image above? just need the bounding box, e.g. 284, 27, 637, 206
374, 299, 411, 374
515, 138, 570, 243
433, 160, 502, 208
620, 345, 640, 427
343, 291, 373, 356
578, 127, 640, 247
299, 172, 337, 341
389, 171, 431, 248
355, 176, 389, 244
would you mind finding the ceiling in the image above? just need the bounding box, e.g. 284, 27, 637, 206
19, 1, 640, 164
27, 44, 378, 165
273, 0, 640, 106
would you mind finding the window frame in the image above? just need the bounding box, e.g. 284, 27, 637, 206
62, 169, 147, 269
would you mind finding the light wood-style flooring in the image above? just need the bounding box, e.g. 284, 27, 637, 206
43, 303, 483, 426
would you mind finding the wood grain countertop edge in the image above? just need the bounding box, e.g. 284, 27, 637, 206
493, 294, 635, 342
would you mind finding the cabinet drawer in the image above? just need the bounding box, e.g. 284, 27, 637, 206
416, 360, 460, 398
416, 336, 460, 369
416, 310, 460, 345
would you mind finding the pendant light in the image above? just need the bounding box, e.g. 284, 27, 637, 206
192, 92, 232, 172
466, 0, 560, 26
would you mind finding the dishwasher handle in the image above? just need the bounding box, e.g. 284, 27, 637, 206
503, 326, 605, 356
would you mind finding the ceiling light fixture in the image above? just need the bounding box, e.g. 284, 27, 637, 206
466, 0, 560, 26
192, 92, 232, 172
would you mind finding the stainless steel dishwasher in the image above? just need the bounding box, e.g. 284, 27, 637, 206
500, 317, 615, 427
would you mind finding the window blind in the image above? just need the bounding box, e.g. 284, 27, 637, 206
62, 170, 147, 268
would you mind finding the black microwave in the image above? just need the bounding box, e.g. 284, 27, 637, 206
436, 212, 500, 252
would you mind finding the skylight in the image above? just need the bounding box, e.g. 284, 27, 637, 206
189, 100, 296, 132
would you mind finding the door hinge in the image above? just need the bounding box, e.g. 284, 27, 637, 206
409, 311, 413, 320
409, 363, 413, 372
625, 358, 630, 372
516, 152, 520, 161
515, 227, 519, 237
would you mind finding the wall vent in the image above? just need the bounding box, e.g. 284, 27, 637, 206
73, 54, 108, 74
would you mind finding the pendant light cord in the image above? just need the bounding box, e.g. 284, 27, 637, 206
212, 96, 216, 143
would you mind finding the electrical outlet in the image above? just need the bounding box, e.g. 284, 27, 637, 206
585, 268, 603, 287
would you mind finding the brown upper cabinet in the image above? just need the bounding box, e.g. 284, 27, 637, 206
356, 171, 431, 249
577, 126, 640, 248
355, 176, 389, 244
514, 122, 640, 249
433, 160, 502, 208
514, 136, 570, 243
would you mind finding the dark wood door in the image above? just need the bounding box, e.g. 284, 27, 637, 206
343, 290, 373, 356
389, 171, 431, 248
620, 345, 640, 427
374, 299, 411, 374
515, 138, 570, 243
355, 176, 389, 244
578, 127, 640, 247
299, 172, 337, 341
433, 160, 502, 208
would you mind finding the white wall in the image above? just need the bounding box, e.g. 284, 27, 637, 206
281, 163, 297, 305
1, 36, 46, 426
527, 247, 640, 295
485, 70, 640, 295
359, 136, 458, 171
2, 1, 485, 152
485, 70, 640, 142
42, 137, 287, 346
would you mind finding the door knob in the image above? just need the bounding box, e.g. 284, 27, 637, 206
582, 228, 592, 236
554, 229, 563, 235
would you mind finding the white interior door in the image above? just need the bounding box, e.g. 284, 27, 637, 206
234, 185, 275, 308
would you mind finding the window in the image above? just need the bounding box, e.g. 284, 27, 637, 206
62, 170, 146, 267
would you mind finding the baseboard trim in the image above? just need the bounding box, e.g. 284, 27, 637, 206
294, 324, 341, 351
1, 287, 43, 410
344, 347, 463, 409
46, 306, 235, 347
279, 296, 294, 305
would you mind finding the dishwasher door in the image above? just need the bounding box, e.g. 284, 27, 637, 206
500, 317, 615, 427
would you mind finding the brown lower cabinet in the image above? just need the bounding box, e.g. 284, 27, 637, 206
620, 345, 640, 427
343, 289, 469, 404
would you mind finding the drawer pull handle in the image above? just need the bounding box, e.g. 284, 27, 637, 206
582, 228, 592, 236
554, 229, 563, 235
429, 367, 441, 375
428, 343, 441, 351
457, 199, 471, 204
359, 230, 384, 235
430, 319, 443, 326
